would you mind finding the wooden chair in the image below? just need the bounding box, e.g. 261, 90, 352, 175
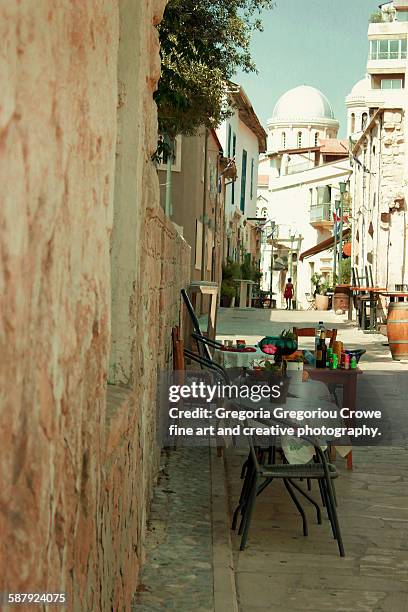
293, 327, 337, 349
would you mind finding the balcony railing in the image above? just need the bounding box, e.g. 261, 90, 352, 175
310, 203, 332, 224
369, 51, 407, 60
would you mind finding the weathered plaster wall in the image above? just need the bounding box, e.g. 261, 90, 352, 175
0, 3, 119, 609
352, 110, 407, 293
0, 1, 189, 610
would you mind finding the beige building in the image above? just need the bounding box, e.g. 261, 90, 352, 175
348, 0, 408, 294
158, 129, 231, 311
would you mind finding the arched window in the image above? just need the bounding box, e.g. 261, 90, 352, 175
282, 132, 286, 149
362, 112, 368, 131
351, 113, 356, 133
314, 132, 319, 146
297, 131, 302, 148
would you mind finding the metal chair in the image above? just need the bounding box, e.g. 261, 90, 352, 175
181, 289, 223, 361
304, 292, 316, 310
233, 416, 344, 557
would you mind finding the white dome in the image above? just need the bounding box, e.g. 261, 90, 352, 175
346, 76, 370, 105
271, 86, 336, 123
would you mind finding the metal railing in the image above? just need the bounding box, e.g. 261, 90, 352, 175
369, 51, 407, 60
310, 202, 332, 223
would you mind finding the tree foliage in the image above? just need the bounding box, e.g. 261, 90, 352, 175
155, 0, 276, 137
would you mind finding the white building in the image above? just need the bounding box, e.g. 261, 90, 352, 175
347, 0, 408, 294
258, 86, 352, 309
346, 76, 370, 140
217, 84, 267, 265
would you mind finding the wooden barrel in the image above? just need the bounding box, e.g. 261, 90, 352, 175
333, 292, 350, 312
387, 302, 408, 361
333, 285, 350, 312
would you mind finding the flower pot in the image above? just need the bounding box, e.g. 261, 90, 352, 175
315, 294, 329, 311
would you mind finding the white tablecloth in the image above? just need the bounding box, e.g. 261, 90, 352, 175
213, 346, 274, 369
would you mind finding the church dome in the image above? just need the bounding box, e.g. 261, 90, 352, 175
271, 85, 336, 124
346, 76, 370, 106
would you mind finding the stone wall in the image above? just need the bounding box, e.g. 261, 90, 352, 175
352, 109, 407, 295
0, 1, 190, 611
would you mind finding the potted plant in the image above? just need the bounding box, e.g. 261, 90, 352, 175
220, 259, 240, 307
311, 273, 330, 311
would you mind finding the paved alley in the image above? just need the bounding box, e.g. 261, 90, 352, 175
134, 308, 408, 612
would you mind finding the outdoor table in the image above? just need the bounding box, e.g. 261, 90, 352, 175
213, 345, 274, 369
304, 365, 363, 469
379, 291, 408, 303
349, 287, 386, 331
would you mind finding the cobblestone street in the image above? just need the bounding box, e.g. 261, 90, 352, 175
134, 308, 408, 612
133, 448, 214, 612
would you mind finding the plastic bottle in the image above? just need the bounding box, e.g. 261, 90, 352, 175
350, 355, 357, 369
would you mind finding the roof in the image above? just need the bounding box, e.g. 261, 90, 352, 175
229, 83, 267, 153
299, 229, 351, 261
318, 139, 349, 155
210, 128, 223, 152
268, 140, 349, 159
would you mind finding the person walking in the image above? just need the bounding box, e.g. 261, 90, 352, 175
284, 277, 294, 310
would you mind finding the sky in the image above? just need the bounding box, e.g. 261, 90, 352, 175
236, 0, 381, 137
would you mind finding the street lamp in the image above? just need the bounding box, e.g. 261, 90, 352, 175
267, 221, 277, 301
333, 199, 340, 282
338, 182, 347, 284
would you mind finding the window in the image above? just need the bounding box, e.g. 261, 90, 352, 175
250, 158, 254, 199
314, 132, 319, 146
282, 132, 286, 149
362, 112, 368, 130
195, 220, 203, 270
317, 185, 331, 204
369, 38, 407, 60
227, 124, 232, 157
240, 150, 247, 213
297, 131, 302, 148
351, 113, 356, 133
380, 78, 403, 89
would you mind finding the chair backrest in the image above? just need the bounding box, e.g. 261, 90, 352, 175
181, 289, 212, 361
293, 327, 337, 348
352, 266, 359, 288
365, 264, 374, 288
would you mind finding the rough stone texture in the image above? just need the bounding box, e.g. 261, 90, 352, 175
0, 1, 190, 610
351, 109, 407, 292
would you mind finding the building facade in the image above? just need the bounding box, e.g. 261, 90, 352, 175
158, 128, 227, 304
0, 3, 190, 610
347, 0, 408, 298
258, 86, 351, 309
217, 85, 267, 270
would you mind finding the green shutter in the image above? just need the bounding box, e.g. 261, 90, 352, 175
240, 150, 247, 213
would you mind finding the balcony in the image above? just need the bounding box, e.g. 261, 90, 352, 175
310, 203, 333, 228
364, 87, 406, 108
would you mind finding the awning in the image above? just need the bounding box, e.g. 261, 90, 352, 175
299, 228, 351, 261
